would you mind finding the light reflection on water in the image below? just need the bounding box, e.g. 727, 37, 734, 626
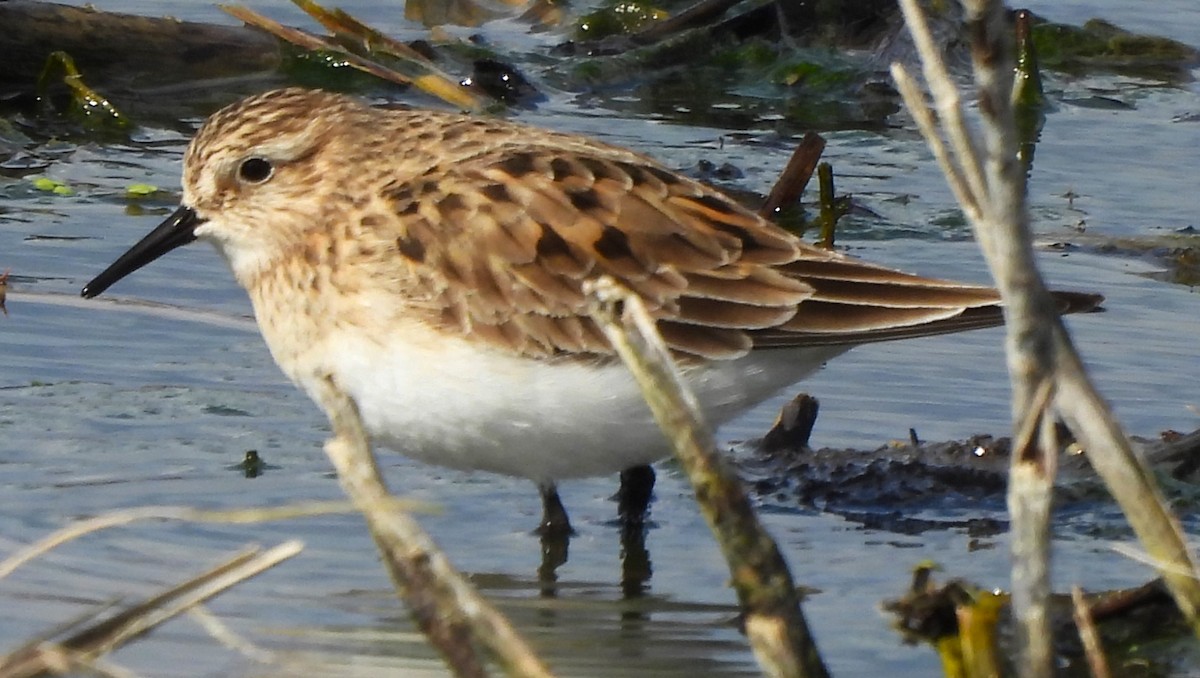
1, 1, 1198, 676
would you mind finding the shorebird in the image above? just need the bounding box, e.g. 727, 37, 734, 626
82, 88, 1101, 534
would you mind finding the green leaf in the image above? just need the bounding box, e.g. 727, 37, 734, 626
31, 177, 74, 196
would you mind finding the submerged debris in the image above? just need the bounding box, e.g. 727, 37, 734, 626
575, 2, 668, 41
736, 394, 1200, 534
36, 51, 130, 133
885, 566, 1186, 676
1043, 229, 1200, 288
1031, 17, 1200, 80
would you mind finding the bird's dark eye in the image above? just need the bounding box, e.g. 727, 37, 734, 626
238, 157, 273, 184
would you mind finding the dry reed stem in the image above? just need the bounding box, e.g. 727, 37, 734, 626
1071, 587, 1112, 678
1109, 543, 1200, 579
0, 270, 9, 317
893, 0, 1200, 673
0, 501, 384, 580
188, 606, 278, 665
221, 4, 482, 111
587, 277, 829, 678
759, 132, 826, 218
76, 656, 138, 678
69, 543, 301, 656
0, 542, 301, 678
6, 289, 257, 330
1008, 378, 1056, 674
318, 385, 554, 678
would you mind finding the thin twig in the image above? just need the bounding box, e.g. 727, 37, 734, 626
1071, 587, 1112, 678
1109, 544, 1200, 579
188, 605, 278, 665
65, 543, 302, 657
1007, 378, 1057, 674
75, 655, 140, 678
896, 0, 988, 229
222, 5, 483, 111
816, 163, 838, 249
586, 276, 829, 678
759, 132, 826, 218
0, 269, 9, 317
0, 500, 387, 580
0, 543, 301, 678
893, 0, 1200, 667
316, 381, 553, 678
890, 66, 981, 222
629, 0, 743, 44
7, 290, 256, 331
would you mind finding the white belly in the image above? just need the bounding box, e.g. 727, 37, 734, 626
318, 329, 847, 483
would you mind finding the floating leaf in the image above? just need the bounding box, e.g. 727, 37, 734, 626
31, 177, 74, 196
125, 183, 161, 198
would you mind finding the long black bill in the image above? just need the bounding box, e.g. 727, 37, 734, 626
81, 205, 205, 298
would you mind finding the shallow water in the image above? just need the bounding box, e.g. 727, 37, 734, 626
1, 1, 1199, 676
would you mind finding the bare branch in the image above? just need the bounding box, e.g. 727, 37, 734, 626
587, 276, 829, 678
894, 0, 1200, 672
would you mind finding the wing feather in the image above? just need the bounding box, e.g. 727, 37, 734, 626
373, 135, 1098, 361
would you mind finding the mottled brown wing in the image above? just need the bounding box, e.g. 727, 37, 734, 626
383, 143, 820, 359
380, 142, 1095, 361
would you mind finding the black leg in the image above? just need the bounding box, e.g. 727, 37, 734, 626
537, 483, 573, 538
619, 516, 652, 599
536, 483, 571, 594
537, 528, 569, 596
616, 466, 655, 598
616, 465, 655, 529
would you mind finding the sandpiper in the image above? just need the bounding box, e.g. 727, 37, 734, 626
82, 88, 1100, 533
